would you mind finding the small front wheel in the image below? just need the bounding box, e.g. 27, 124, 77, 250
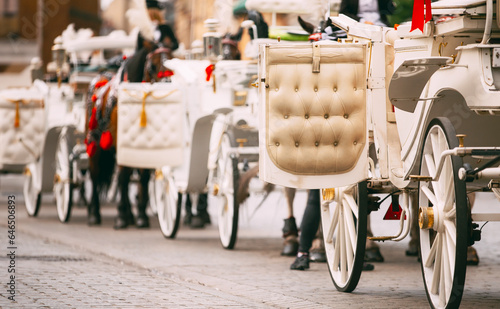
54, 131, 73, 223
321, 182, 368, 292
23, 162, 41, 216
156, 172, 181, 238
213, 134, 239, 249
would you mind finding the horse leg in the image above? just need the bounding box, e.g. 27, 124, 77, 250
114, 166, 134, 229
190, 193, 210, 228
281, 187, 299, 256
183, 194, 193, 225
136, 168, 152, 228
88, 177, 101, 225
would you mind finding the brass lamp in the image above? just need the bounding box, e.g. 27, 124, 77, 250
51, 36, 66, 87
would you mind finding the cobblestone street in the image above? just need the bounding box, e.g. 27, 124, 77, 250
0, 175, 500, 308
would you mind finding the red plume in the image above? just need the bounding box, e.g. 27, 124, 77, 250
99, 131, 113, 150
86, 141, 97, 157
88, 107, 97, 130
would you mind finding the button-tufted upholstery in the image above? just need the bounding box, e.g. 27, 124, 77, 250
117, 83, 184, 169
263, 42, 367, 175
0, 88, 45, 167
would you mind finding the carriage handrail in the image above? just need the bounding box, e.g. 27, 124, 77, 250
481, 0, 493, 44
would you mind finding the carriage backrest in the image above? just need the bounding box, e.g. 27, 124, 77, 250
259, 42, 369, 189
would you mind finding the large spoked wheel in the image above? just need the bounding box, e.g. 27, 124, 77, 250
54, 132, 73, 223
213, 134, 239, 249
156, 172, 181, 238
418, 118, 468, 309
23, 162, 42, 216
321, 181, 367, 292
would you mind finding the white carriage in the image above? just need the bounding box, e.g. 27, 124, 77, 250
19, 27, 137, 223
258, 0, 500, 308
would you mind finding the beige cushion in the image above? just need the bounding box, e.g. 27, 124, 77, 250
0, 88, 45, 166
117, 82, 184, 169
263, 42, 367, 175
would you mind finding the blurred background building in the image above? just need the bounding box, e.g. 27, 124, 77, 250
0, 0, 412, 89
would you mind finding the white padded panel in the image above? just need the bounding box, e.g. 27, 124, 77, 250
245, 0, 323, 14
117, 82, 184, 169
0, 88, 45, 166
264, 43, 367, 176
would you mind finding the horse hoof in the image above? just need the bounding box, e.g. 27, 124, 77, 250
281, 238, 299, 256
467, 246, 479, 266
136, 216, 150, 229
87, 214, 101, 226
365, 247, 384, 262
114, 216, 130, 229
189, 215, 206, 229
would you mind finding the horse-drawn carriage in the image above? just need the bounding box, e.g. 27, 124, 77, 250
258, 0, 500, 308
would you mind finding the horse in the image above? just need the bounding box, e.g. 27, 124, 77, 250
85, 44, 174, 229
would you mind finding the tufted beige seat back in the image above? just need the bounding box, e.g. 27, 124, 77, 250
261, 42, 367, 176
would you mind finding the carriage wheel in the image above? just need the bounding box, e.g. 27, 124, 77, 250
54, 132, 73, 223
321, 182, 367, 292
214, 134, 239, 249
156, 172, 181, 238
23, 162, 42, 216
418, 118, 468, 309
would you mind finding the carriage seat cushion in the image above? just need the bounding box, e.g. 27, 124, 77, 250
117, 83, 184, 169
0, 88, 45, 166
264, 42, 367, 175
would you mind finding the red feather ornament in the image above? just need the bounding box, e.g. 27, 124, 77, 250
88, 107, 97, 130
99, 131, 113, 150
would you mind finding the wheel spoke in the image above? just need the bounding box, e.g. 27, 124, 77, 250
340, 215, 347, 283
424, 232, 439, 268
424, 153, 436, 178
343, 197, 357, 253
344, 194, 359, 219
333, 222, 341, 271
430, 235, 442, 295
421, 186, 438, 207
326, 202, 340, 244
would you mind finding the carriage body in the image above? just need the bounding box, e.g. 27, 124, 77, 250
258, 0, 500, 307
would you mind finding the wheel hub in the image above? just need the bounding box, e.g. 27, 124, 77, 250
418, 207, 434, 229
54, 173, 61, 183
322, 188, 335, 202
155, 169, 164, 180
213, 183, 219, 196
24, 167, 31, 176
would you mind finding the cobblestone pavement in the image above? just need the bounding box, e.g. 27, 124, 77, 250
0, 176, 500, 308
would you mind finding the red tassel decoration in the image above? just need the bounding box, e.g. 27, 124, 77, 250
205, 64, 215, 81
95, 80, 108, 88
89, 107, 97, 130
99, 131, 113, 150
86, 141, 97, 157
91, 94, 97, 103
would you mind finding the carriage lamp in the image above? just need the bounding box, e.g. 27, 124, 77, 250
203, 19, 222, 61
51, 36, 66, 88
418, 206, 434, 230
322, 188, 336, 202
